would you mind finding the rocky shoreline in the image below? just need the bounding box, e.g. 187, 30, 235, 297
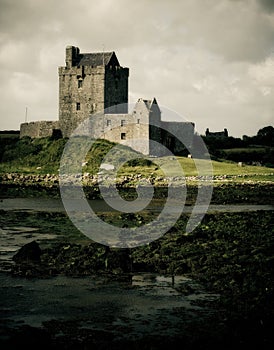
9, 210, 274, 309
1, 174, 274, 205
1, 174, 274, 348
1, 172, 274, 187
4, 209, 274, 348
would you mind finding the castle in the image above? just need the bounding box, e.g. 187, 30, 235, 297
205, 128, 228, 138
20, 46, 194, 155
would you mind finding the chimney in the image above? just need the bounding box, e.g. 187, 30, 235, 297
66, 46, 79, 68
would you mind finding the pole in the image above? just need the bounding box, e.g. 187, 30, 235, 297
102, 44, 105, 66
25, 107, 28, 123
102, 45, 105, 138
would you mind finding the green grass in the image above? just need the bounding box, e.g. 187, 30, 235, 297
221, 147, 271, 153
0, 137, 67, 174
0, 137, 273, 182
118, 156, 274, 178
210, 159, 273, 175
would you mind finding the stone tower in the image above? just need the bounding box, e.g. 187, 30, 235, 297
58, 46, 129, 137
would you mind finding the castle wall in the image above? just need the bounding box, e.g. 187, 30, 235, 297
148, 99, 162, 156
74, 112, 150, 155
59, 65, 105, 137
104, 113, 149, 155
161, 121, 194, 154
104, 66, 129, 113
20, 121, 60, 138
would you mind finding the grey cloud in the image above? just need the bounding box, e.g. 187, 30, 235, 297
163, 0, 274, 63
0, 0, 273, 136
257, 0, 274, 12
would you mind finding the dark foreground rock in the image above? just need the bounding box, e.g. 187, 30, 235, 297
12, 241, 41, 263
11, 241, 132, 278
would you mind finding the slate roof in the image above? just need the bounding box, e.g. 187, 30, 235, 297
77, 52, 117, 67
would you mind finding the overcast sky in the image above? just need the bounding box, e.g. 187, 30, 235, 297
0, 0, 274, 137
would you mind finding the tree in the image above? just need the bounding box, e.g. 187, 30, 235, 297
256, 126, 274, 146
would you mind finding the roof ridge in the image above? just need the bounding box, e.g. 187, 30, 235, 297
77, 52, 118, 67
81, 51, 114, 55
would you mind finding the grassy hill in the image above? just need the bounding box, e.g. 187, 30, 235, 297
0, 137, 273, 182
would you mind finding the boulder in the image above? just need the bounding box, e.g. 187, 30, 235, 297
13, 241, 42, 263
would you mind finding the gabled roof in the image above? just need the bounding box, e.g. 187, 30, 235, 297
138, 98, 159, 110
77, 52, 119, 67
143, 99, 152, 110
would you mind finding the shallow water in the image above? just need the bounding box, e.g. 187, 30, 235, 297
0, 272, 219, 341
0, 197, 273, 213
0, 198, 273, 271
0, 198, 221, 343
0, 197, 272, 345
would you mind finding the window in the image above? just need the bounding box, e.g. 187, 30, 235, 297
76, 102, 80, 110
121, 133, 126, 140
107, 119, 111, 127
78, 80, 83, 88
137, 119, 140, 124
121, 119, 126, 126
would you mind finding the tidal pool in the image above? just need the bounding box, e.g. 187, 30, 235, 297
0, 272, 220, 345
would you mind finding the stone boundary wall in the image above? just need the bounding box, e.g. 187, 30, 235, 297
20, 121, 60, 138
1, 172, 272, 188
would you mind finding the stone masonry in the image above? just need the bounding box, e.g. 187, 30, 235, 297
59, 46, 129, 137
20, 121, 60, 138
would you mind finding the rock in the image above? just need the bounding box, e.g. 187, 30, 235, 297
13, 241, 42, 263
100, 163, 115, 171
106, 249, 132, 273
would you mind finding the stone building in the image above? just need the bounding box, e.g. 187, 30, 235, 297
20, 46, 194, 155
205, 128, 228, 138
